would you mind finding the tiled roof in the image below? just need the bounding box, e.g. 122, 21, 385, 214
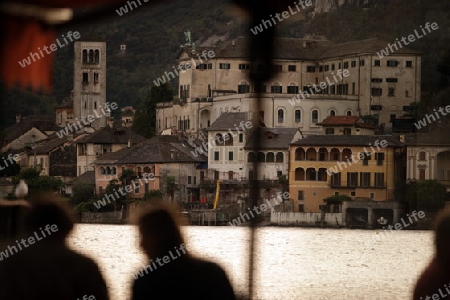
76, 125, 147, 145
1, 116, 60, 146
70, 171, 95, 185
49, 144, 77, 177
291, 135, 403, 147
318, 116, 360, 126
181, 37, 420, 61
318, 116, 375, 129
93, 135, 206, 165
90, 145, 137, 164
206, 112, 252, 131
33, 135, 80, 155
56, 100, 73, 109
244, 128, 300, 150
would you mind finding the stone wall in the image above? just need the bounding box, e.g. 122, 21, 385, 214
80, 211, 124, 224
270, 212, 343, 227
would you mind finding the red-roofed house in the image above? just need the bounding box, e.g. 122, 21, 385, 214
317, 116, 375, 136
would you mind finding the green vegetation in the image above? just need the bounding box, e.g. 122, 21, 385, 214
406, 180, 448, 212
165, 176, 178, 204
323, 195, 351, 204
11, 166, 63, 197
142, 190, 164, 203
71, 182, 95, 205
132, 83, 172, 138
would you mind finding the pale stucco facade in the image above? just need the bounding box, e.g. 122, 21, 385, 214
156, 38, 420, 143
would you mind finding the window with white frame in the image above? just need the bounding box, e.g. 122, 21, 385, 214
311, 110, 319, 123
277, 108, 285, 123
294, 109, 301, 123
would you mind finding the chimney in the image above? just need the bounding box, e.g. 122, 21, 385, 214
127, 139, 132, 148
108, 117, 114, 128
16, 114, 22, 123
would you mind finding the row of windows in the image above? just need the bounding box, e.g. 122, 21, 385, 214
374, 59, 412, 68
100, 167, 117, 175
180, 85, 190, 99
294, 147, 385, 163
237, 82, 355, 95
329, 172, 385, 187
82, 49, 100, 64
371, 87, 397, 97
213, 59, 413, 72
82, 72, 99, 84
134, 166, 155, 177
371, 78, 399, 83
178, 117, 190, 130
247, 152, 284, 163
308, 60, 365, 73
276, 108, 352, 124
214, 133, 244, 145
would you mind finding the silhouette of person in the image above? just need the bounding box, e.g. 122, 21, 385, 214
0, 193, 109, 300
131, 203, 236, 300
413, 207, 450, 299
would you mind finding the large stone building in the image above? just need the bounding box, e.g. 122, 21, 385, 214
156, 37, 420, 142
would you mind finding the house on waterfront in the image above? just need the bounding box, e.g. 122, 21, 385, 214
75, 119, 147, 176
289, 135, 405, 221
92, 135, 206, 203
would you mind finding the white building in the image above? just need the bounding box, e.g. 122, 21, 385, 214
156, 37, 421, 141
405, 126, 450, 191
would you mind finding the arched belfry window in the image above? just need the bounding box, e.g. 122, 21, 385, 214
94, 50, 100, 63
82, 50, 88, 63
89, 50, 94, 63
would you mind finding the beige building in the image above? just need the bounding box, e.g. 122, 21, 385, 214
156, 37, 420, 142
76, 121, 146, 176
317, 115, 376, 135
289, 135, 405, 213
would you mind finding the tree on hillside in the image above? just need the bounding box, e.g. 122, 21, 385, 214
132, 83, 173, 138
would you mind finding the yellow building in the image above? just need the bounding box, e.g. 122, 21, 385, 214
289, 135, 404, 212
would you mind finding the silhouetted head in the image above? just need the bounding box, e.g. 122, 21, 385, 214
434, 207, 450, 265
137, 204, 186, 259
24, 193, 75, 242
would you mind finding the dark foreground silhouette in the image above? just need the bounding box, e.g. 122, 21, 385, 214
0, 194, 109, 300
413, 207, 450, 299
132, 204, 236, 300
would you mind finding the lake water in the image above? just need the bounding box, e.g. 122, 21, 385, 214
68, 224, 434, 300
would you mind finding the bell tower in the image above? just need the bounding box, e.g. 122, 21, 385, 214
73, 41, 108, 130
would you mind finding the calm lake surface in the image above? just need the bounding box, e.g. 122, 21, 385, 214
68, 224, 434, 300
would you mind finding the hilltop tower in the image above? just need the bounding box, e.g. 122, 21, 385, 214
73, 41, 108, 130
